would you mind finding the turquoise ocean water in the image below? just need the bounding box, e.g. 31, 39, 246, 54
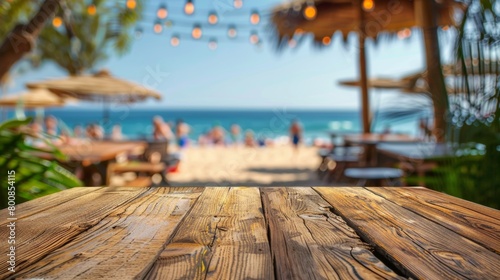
17, 108, 427, 145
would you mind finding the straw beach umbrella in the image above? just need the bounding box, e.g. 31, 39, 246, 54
0, 88, 68, 108
0, 88, 73, 120
26, 70, 162, 123
271, 0, 462, 136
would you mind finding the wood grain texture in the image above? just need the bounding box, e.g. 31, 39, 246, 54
367, 187, 500, 253
146, 187, 273, 280
261, 187, 404, 280
0, 187, 100, 226
15, 187, 201, 280
0, 187, 148, 279
314, 187, 500, 280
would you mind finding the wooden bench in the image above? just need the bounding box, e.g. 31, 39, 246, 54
122, 176, 152, 187
1, 186, 498, 279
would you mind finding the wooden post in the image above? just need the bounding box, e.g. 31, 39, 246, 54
357, 0, 370, 133
416, 0, 449, 142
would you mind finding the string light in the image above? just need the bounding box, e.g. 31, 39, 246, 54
303, 2, 317, 20
362, 0, 375, 11
87, 4, 97, 15
126, 0, 136, 10
157, 4, 168, 19
397, 28, 411, 39
227, 25, 237, 38
171, 34, 180, 46
134, 27, 143, 39
192, 24, 202, 39
249, 31, 259, 44
52, 16, 62, 28
322, 36, 331, 45
208, 11, 218, 25
208, 38, 218, 50
234, 0, 243, 9
153, 20, 163, 33
250, 10, 260, 25
184, 0, 195, 15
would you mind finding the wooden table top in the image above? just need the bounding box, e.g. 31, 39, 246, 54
1, 186, 499, 279
55, 140, 147, 162
344, 133, 420, 145
377, 142, 456, 161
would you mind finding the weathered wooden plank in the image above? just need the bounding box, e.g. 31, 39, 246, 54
261, 187, 404, 280
15, 187, 201, 280
0, 187, 100, 226
367, 187, 500, 254
0, 187, 148, 279
145, 187, 274, 280
315, 187, 500, 280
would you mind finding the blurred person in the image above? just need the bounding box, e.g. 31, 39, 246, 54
44, 115, 58, 136
244, 130, 256, 147
25, 122, 45, 147
176, 119, 190, 148
153, 116, 173, 141
212, 124, 225, 146
290, 119, 302, 150
86, 123, 104, 140
230, 124, 241, 145
111, 124, 124, 141
73, 125, 84, 138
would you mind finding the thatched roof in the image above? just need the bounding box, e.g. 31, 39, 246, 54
0, 88, 68, 108
271, 0, 463, 46
26, 70, 162, 103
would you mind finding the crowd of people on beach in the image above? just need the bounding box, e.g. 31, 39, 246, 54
150, 115, 303, 148
25, 114, 304, 149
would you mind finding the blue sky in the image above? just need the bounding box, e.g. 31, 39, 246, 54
4, 0, 455, 110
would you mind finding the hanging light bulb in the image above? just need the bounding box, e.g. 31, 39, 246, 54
87, 4, 97, 15
234, 0, 243, 9
208, 38, 218, 50
227, 25, 237, 38
157, 4, 168, 19
249, 31, 259, 44
208, 11, 218, 25
126, 0, 136, 9
362, 0, 375, 11
322, 36, 331, 45
153, 20, 163, 34
250, 10, 260, 25
52, 16, 63, 28
192, 24, 202, 39
184, 0, 195, 15
171, 34, 180, 47
303, 2, 316, 20
134, 27, 143, 39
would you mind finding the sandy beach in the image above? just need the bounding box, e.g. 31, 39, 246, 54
168, 146, 324, 186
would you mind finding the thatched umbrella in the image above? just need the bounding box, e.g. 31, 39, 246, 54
0, 88, 67, 108
26, 70, 162, 124
271, 0, 461, 134
0, 88, 74, 120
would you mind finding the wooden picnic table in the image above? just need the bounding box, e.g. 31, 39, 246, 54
1, 186, 499, 279
55, 140, 147, 162
343, 133, 420, 165
45, 140, 147, 186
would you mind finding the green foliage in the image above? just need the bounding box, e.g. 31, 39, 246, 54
1, 0, 144, 75
0, 0, 38, 39
0, 118, 81, 209
439, 0, 500, 209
